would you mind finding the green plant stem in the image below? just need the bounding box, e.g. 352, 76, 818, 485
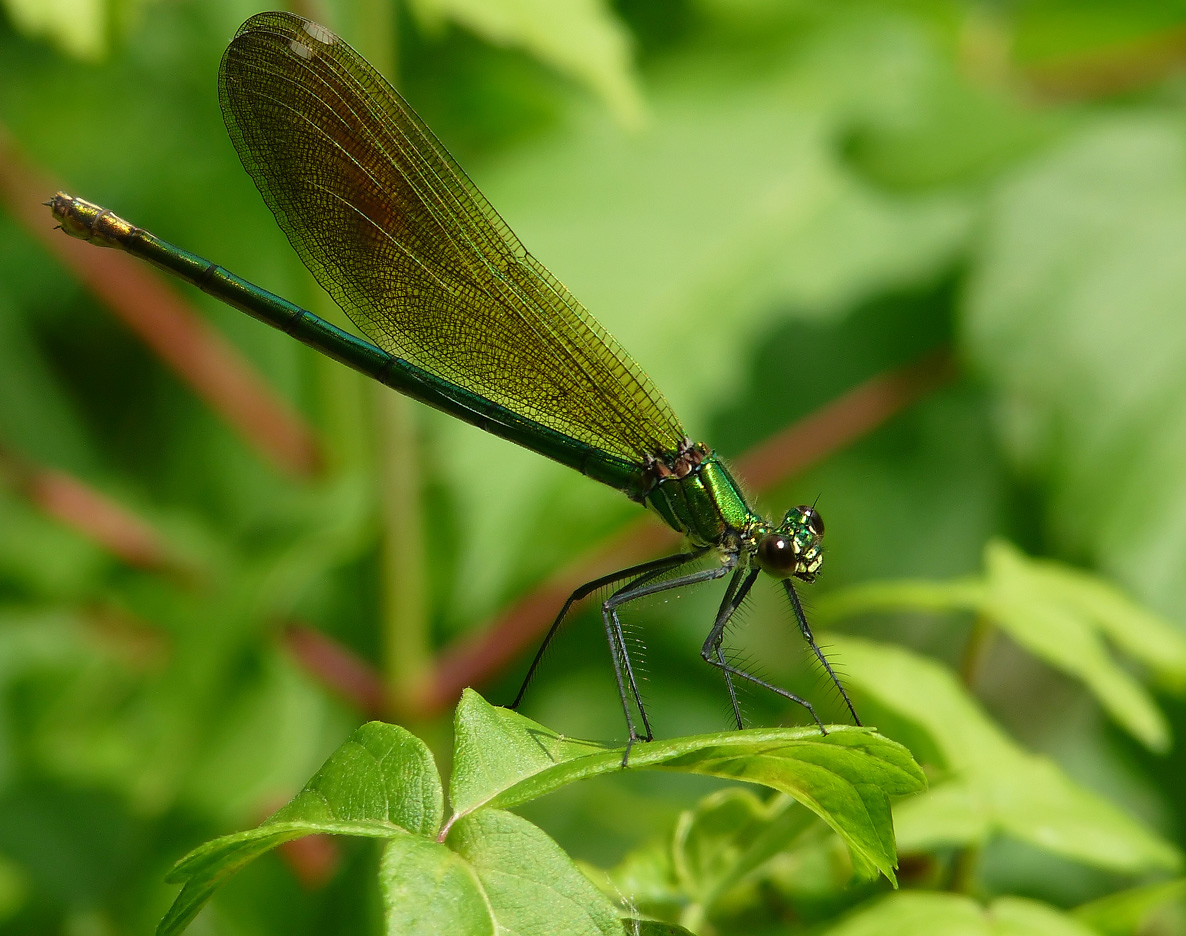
375, 388, 430, 714
959, 612, 994, 689
352, 4, 431, 716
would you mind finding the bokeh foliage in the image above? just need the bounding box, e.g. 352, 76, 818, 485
3, 0, 1186, 933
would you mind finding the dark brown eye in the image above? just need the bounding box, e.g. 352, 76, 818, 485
757, 533, 797, 576
797, 505, 824, 537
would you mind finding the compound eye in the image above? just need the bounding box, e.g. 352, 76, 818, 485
796, 504, 824, 537
757, 533, 797, 577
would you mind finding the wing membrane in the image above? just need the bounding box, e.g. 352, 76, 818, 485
218, 11, 685, 462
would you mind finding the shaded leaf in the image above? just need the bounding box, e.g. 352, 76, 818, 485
447, 690, 924, 884
583, 842, 683, 922
672, 789, 816, 909
1072, 879, 1186, 936
963, 114, 1186, 627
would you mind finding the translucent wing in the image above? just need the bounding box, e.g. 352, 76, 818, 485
218, 12, 685, 463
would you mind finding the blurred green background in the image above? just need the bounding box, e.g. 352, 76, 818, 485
4, 0, 1186, 933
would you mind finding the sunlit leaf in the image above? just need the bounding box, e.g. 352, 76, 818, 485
380, 834, 491, 935
408, 0, 644, 125
446, 809, 621, 936
380, 808, 623, 936
817, 539, 1184, 750
821, 891, 1099, 936
158, 722, 442, 936
983, 540, 1173, 750
447, 690, 924, 884
1, 0, 106, 59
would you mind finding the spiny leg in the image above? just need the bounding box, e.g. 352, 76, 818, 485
604, 557, 738, 764
602, 562, 685, 743
603, 607, 641, 751
700, 569, 827, 732
706, 567, 756, 730
716, 646, 742, 730
510, 547, 710, 710
784, 580, 861, 726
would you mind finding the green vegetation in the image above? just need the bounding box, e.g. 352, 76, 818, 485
3, 0, 1186, 934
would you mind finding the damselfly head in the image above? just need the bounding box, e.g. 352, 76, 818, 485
755, 505, 825, 581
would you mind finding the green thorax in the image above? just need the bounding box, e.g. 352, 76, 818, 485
644, 448, 758, 547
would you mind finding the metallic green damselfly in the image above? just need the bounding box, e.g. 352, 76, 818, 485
49, 11, 858, 754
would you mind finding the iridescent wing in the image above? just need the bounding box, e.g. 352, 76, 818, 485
218, 12, 685, 463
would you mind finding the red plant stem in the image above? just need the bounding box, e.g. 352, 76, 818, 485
1024, 25, 1186, 100
278, 835, 340, 890
0, 125, 321, 479
283, 622, 388, 718
30, 469, 172, 569
0, 446, 179, 572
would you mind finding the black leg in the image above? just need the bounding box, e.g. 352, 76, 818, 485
599, 561, 685, 745
510, 547, 710, 710
717, 645, 743, 730
785, 580, 861, 726
700, 568, 826, 732
704, 567, 754, 729
604, 556, 738, 764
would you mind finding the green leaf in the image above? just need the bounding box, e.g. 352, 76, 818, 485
446, 809, 621, 936
818, 539, 1186, 751
1072, 879, 1186, 936
266, 722, 443, 836
380, 834, 492, 936
1014, 549, 1186, 690
447, 690, 924, 884
672, 789, 816, 909
815, 578, 987, 622
982, 540, 1171, 751
990, 897, 1111, 936
407, 0, 644, 125
158, 722, 442, 936
963, 114, 1186, 628
584, 841, 683, 921
0, 852, 27, 922
381, 809, 622, 936
833, 636, 1181, 874
1, 0, 107, 59
821, 892, 1100, 936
